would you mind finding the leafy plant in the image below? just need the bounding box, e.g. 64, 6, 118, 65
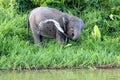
91, 25, 101, 41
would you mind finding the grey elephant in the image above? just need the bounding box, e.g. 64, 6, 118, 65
27, 7, 85, 45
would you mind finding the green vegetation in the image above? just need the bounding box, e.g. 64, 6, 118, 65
0, 0, 120, 70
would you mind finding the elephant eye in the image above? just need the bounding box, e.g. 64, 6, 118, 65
70, 27, 74, 30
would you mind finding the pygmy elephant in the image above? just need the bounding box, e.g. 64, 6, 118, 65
27, 7, 85, 45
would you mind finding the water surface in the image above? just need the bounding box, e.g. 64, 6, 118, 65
0, 69, 120, 80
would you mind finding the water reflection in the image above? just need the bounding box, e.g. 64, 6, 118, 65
0, 69, 120, 80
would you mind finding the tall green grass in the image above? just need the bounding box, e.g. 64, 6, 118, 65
0, 0, 120, 70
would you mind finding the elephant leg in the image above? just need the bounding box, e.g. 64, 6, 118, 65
29, 22, 41, 44
32, 30, 41, 44
56, 31, 67, 43
32, 31, 45, 46
33, 32, 45, 46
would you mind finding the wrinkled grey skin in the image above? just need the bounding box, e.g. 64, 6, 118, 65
28, 7, 85, 44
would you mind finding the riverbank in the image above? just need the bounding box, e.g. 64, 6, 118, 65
1, 65, 120, 71
25, 65, 120, 70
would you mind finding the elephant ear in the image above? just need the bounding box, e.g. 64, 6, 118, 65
59, 17, 69, 33
39, 19, 64, 33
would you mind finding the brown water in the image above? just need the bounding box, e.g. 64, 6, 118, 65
0, 69, 120, 80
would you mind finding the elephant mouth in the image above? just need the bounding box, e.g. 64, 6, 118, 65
72, 33, 74, 37
63, 30, 80, 40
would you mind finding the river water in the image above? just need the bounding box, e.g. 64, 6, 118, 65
0, 69, 120, 80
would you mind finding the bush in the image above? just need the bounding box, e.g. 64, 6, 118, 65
15, 0, 37, 13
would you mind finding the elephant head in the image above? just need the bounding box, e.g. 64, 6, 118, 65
68, 16, 85, 40
58, 15, 85, 40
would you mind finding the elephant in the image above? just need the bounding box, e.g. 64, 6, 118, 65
27, 7, 85, 45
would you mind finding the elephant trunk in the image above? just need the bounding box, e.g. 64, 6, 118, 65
72, 28, 81, 40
